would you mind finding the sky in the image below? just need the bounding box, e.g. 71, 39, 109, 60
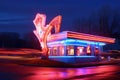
0, 0, 120, 37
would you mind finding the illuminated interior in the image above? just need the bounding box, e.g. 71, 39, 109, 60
86, 45, 91, 55
77, 47, 84, 56
94, 47, 99, 55
59, 46, 64, 56
67, 46, 74, 56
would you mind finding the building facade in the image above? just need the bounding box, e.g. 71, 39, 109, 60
33, 13, 115, 63
47, 31, 115, 63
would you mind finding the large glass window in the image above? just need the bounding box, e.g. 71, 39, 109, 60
94, 47, 99, 55
59, 46, 64, 56
77, 46, 84, 56
67, 46, 74, 56
86, 45, 91, 55
53, 47, 57, 56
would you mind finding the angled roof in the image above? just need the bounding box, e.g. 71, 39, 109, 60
47, 31, 115, 43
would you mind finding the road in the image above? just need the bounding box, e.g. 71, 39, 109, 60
0, 63, 120, 80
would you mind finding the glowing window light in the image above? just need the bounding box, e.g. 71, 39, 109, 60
79, 48, 83, 53
67, 46, 74, 55
77, 47, 84, 56
94, 47, 99, 54
61, 46, 64, 56
33, 13, 62, 57
70, 49, 74, 55
87, 45, 91, 54
53, 47, 57, 56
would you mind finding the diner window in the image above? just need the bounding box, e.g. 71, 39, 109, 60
59, 46, 64, 56
67, 46, 74, 55
77, 46, 84, 56
53, 47, 57, 56
94, 47, 99, 55
86, 45, 91, 55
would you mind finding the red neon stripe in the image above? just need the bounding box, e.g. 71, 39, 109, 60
68, 34, 115, 43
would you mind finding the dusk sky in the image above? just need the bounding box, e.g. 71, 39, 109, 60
0, 0, 120, 37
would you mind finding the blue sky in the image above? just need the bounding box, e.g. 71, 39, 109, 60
0, 0, 120, 36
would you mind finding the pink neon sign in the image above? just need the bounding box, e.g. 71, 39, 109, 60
33, 13, 62, 57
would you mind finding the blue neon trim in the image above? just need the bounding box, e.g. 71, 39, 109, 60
49, 56, 95, 58
47, 38, 106, 46
64, 39, 106, 46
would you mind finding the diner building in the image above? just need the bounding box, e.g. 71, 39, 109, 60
47, 31, 115, 63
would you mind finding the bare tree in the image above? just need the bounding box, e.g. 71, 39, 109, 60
72, 6, 120, 38
23, 32, 42, 50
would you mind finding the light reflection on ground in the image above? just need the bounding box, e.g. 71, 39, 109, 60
0, 63, 120, 80
21, 65, 120, 80
0, 49, 120, 80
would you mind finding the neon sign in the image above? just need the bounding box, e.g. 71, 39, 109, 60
33, 13, 62, 57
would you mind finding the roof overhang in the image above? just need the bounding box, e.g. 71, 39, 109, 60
47, 31, 115, 44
